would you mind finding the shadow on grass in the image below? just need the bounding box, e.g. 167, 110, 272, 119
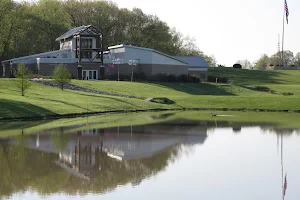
0, 99, 55, 119
33, 96, 87, 111
64, 90, 144, 107
208, 68, 286, 85
239, 85, 277, 95
145, 82, 235, 96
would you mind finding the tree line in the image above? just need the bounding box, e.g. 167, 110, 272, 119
255, 51, 300, 70
235, 50, 300, 70
0, 0, 216, 66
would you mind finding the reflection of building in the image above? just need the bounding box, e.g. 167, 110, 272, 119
12, 123, 207, 179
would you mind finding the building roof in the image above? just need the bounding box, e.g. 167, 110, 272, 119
108, 44, 188, 64
55, 25, 102, 41
174, 56, 208, 67
1, 49, 70, 64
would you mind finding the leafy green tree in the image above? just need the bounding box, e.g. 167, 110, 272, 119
255, 54, 269, 70
205, 55, 217, 67
52, 64, 71, 90
0, 0, 16, 61
236, 59, 252, 69
51, 128, 69, 151
294, 52, 300, 67
270, 50, 294, 67
14, 64, 31, 96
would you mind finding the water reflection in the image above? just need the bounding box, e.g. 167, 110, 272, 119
0, 121, 207, 198
0, 119, 300, 200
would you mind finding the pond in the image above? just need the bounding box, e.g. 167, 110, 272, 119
0, 111, 299, 200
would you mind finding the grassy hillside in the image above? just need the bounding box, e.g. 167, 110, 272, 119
0, 68, 300, 120
0, 79, 173, 120
208, 67, 300, 85
71, 68, 300, 111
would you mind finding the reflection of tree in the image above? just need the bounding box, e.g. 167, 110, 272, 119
51, 127, 69, 151
0, 143, 61, 198
0, 141, 184, 198
261, 127, 295, 136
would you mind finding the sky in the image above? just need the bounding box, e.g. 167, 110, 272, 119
113, 0, 300, 66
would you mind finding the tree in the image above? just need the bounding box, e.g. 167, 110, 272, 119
14, 64, 31, 96
204, 55, 217, 67
255, 54, 269, 70
270, 50, 294, 67
293, 52, 300, 67
52, 64, 71, 90
233, 63, 242, 69
236, 60, 252, 69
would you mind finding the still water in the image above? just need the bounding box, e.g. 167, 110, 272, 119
0, 115, 300, 200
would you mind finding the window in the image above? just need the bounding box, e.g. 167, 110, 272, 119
77, 38, 93, 59
81, 39, 92, 49
89, 71, 92, 80
93, 71, 97, 79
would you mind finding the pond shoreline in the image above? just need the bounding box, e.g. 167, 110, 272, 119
1, 107, 300, 122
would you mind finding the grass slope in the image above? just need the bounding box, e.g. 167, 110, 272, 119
72, 68, 300, 111
0, 79, 172, 119
0, 68, 300, 120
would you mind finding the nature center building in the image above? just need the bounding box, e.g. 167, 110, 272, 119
1, 25, 208, 81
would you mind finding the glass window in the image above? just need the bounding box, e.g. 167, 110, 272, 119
79, 38, 93, 59
83, 71, 86, 80
93, 71, 97, 80
89, 71, 92, 80
81, 39, 93, 49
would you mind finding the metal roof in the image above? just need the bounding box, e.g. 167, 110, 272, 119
55, 25, 102, 41
174, 56, 208, 67
108, 44, 188, 64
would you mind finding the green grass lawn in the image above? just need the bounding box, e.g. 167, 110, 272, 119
0, 68, 300, 120
71, 68, 300, 112
0, 79, 174, 119
208, 67, 300, 85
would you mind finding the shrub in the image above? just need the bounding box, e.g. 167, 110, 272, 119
189, 74, 201, 83
133, 72, 147, 81
148, 97, 175, 104
14, 64, 32, 96
207, 75, 228, 83
233, 64, 242, 69
52, 64, 71, 90
282, 92, 294, 96
254, 86, 270, 92
106, 73, 130, 81
31, 74, 51, 79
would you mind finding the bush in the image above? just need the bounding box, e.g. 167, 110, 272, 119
106, 73, 130, 81
52, 64, 71, 90
282, 92, 294, 96
189, 74, 201, 83
177, 74, 200, 83
106, 73, 200, 83
14, 64, 32, 96
207, 75, 228, 83
148, 97, 175, 104
254, 86, 270, 92
31, 74, 51, 79
133, 72, 147, 81
233, 64, 242, 69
